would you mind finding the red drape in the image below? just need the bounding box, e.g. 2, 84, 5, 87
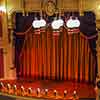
19, 28, 96, 82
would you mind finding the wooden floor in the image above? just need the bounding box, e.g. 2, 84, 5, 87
0, 80, 96, 99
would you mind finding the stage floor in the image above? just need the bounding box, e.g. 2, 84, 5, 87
0, 80, 96, 99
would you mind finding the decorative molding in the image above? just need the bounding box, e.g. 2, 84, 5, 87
45, 0, 56, 16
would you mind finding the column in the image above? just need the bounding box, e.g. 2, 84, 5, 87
1, 0, 16, 80
78, 0, 84, 16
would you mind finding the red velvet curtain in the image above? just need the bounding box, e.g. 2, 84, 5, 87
19, 28, 96, 82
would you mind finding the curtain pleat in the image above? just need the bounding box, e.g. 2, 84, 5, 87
19, 28, 96, 83
63, 29, 67, 80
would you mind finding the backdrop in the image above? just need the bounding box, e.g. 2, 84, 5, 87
15, 11, 97, 83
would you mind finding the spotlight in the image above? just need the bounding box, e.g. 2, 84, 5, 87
21, 86, 25, 96
73, 90, 77, 98
0, 82, 4, 88
54, 90, 57, 97
28, 87, 32, 94
36, 88, 40, 96
7, 83, 11, 93
13, 85, 17, 94
64, 90, 67, 97
0, 82, 4, 91
45, 89, 48, 96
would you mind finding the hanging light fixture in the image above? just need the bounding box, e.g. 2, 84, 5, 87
57, 16, 64, 27
39, 17, 46, 28
32, 17, 41, 29
66, 16, 74, 28
52, 17, 59, 30
51, 17, 63, 30
73, 17, 80, 28
66, 16, 80, 28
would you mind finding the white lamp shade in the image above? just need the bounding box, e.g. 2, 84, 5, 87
66, 18, 74, 28
66, 17, 80, 28
57, 18, 64, 27
32, 20, 40, 28
51, 20, 60, 29
73, 18, 80, 27
39, 19, 46, 27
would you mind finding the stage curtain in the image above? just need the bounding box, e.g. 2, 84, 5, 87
19, 27, 96, 83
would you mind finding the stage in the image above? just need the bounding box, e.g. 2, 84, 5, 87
0, 80, 96, 99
